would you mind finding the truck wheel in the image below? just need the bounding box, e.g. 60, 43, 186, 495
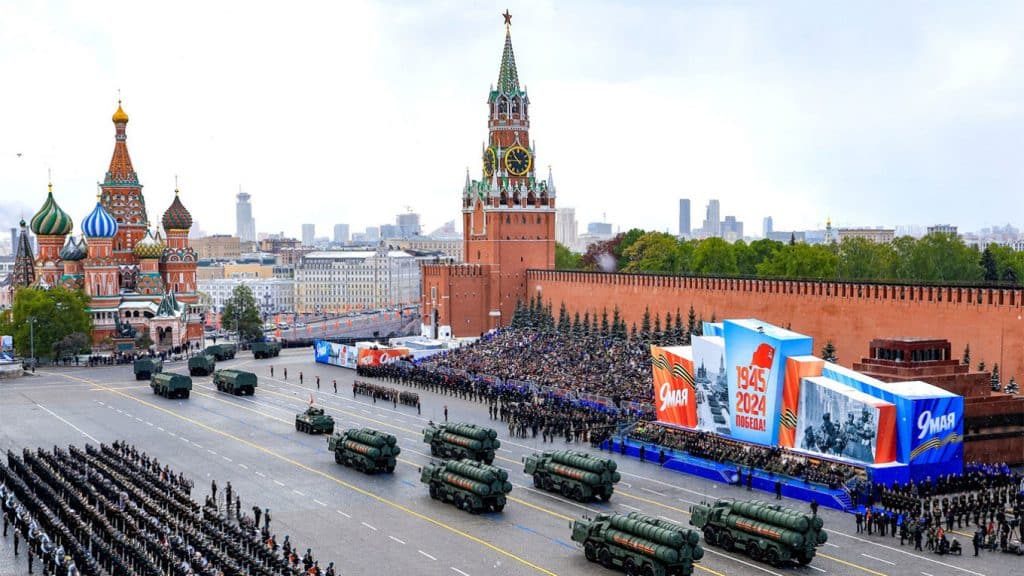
640, 564, 655, 576
597, 489, 611, 502
492, 503, 504, 513
584, 543, 597, 562
598, 547, 613, 568
572, 486, 583, 501
429, 485, 438, 500
624, 557, 639, 576
335, 452, 343, 464
560, 484, 571, 498
430, 445, 439, 456
543, 477, 553, 492
703, 527, 717, 546
385, 463, 396, 473
797, 554, 811, 565
533, 474, 543, 488
747, 543, 762, 562
719, 534, 733, 551
764, 548, 780, 567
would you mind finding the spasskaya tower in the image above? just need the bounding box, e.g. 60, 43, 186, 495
422, 11, 556, 338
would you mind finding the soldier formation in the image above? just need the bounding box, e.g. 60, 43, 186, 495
1, 442, 336, 576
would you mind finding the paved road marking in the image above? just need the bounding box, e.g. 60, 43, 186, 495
389, 535, 406, 544
157, 427, 165, 431
418, 550, 437, 561
337, 510, 351, 518
168, 431, 176, 436
621, 504, 643, 511
451, 568, 470, 576
829, 531, 985, 576
824, 542, 840, 548
292, 489, 305, 496
273, 480, 285, 486
207, 449, 217, 455
808, 565, 826, 573
361, 522, 378, 531
222, 456, 232, 462
145, 421, 154, 426
922, 573, 934, 576
255, 471, 265, 477
135, 416, 143, 422
239, 464, 248, 470
314, 499, 326, 507
642, 487, 667, 497
34, 401, 99, 443
818, 553, 888, 576
860, 554, 895, 566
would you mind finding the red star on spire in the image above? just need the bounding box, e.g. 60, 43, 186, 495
503, 9, 512, 27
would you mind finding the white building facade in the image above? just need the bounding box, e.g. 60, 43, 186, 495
293, 246, 422, 313
198, 277, 295, 314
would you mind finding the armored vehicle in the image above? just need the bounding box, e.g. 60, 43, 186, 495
295, 406, 335, 434
422, 422, 500, 464
571, 512, 704, 576
187, 354, 216, 376
524, 450, 621, 502
689, 499, 827, 566
204, 343, 237, 361
212, 369, 257, 395
420, 458, 512, 513
251, 340, 281, 359
150, 372, 192, 399
133, 357, 163, 380
328, 428, 400, 473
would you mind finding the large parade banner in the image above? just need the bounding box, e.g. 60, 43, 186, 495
793, 376, 896, 464
314, 340, 359, 369
651, 345, 697, 427
357, 347, 411, 367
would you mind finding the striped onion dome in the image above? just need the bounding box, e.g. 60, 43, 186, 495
82, 200, 118, 238
161, 190, 192, 230
58, 236, 88, 261
133, 229, 165, 259
30, 184, 73, 236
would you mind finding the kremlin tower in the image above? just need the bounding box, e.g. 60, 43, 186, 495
421, 12, 556, 338
20, 101, 202, 351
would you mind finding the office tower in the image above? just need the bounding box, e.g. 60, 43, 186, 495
236, 191, 256, 242
301, 223, 315, 246
365, 227, 380, 241
703, 199, 721, 238
678, 199, 691, 237
763, 216, 773, 238
396, 212, 421, 237
556, 207, 578, 247
333, 223, 350, 243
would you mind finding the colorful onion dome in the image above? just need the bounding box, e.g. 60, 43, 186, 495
82, 200, 118, 238
30, 183, 73, 236
161, 189, 192, 230
59, 236, 87, 261
112, 100, 129, 123
134, 229, 165, 259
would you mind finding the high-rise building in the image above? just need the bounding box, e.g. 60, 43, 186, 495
556, 207, 577, 248
333, 224, 350, 243
587, 222, 613, 236
721, 215, 744, 242
301, 223, 315, 246
678, 199, 691, 237
763, 216, 773, 239
294, 245, 423, 313
927, 224, 958, 236
396, 212, 421, 237
235, 191, 255, 242
702, 200, 721, 238
379, 224, 399, 239
364, 227, 380, 242
421, 13, 556, 338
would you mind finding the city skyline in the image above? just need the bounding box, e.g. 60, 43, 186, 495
1, 1, 1022, 239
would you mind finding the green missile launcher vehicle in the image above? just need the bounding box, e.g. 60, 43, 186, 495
252, 340, 281, 359
295, 405, 335, 434
133, 357, 163, 380
524, 450, 621, 502
187, 354, 216, 376
571, 512, 704, 576
204, 343, 237, 361
150, 372, 192, 399
420, 458, 512, 513
328, 428, 400, 473
422, 422, 500, 464
688, 499, 827, 566
212, 369, 257, 395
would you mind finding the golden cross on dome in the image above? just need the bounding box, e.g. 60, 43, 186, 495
503, 9, 511, 27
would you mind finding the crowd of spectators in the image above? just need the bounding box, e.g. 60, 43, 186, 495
1, 442, 337, 576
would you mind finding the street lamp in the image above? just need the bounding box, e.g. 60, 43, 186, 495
28, 316, 36, 371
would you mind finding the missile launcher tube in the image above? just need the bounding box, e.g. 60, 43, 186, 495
603, 528, 681, 564
347, 429, 396, 448
547, 462, 603, 485
444, 460, 507, 483
731, 501, 810, 532
625, 512, 701, 546
609, 514, 685, 548
549, 451, 617, 473
445, 423, 498, 441
440, 472, 492, 496
436, 432, 483, 451
724, 514, 806, 547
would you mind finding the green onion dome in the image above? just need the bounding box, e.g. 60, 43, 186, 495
30, 184, 73, 236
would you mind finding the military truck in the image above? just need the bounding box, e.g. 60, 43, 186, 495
212, 369, 257, 395
422, 422, 500, 464
295, 406, 335, 434
150, 372, 192, 399
251, 340, 281, 359
420, 458, 512, 513
133, 357, 163, 380
187, 354, 216, 376
328, 428, 400, 473
204, 343, 237, 361
689, 499, 827, 566
571, 512, 704, 576
524, 450, 621, 502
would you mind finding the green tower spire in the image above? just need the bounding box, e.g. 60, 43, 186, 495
497, 10, 520, 94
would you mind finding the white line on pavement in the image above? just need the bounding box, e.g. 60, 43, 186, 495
418, 550, 436, 561
35, 402, 99, 443
193, 443, 203, 449
831, 532, 985, 576
922, 573, 934, 576
292, 489, 304, 496
168, 432, 176, 436
642, 487, 667, 497
207, 449, 217, 455
273, 480, 285, 486
145, 421, 153, 426
389, 536, 406, 545
621, 504, 643, 512
239, 464, 248, 470
808, 565, 826, 573
337, 510, 351, 518
157, 427, 165, 431
361, 522, 378, 531
824, 542, 840, 548
255, 471, 265, 477
861, 554, 896, 566
314, 499, 326, 507
451, 568, 470, 576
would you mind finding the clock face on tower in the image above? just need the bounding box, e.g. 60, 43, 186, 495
504, 146, 531, 176
482, 147, 497, 177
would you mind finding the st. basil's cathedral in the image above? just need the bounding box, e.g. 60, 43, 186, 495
13, 101, 202, 351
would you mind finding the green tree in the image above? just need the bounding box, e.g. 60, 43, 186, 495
981, 246, 999, 282
757, 243, 838, 279
894, 233, 983, 283
221, 284, 263, 344
653, 314, 662, 341
686, 305, 697, 343
616, 228, 648, 269
821, 340, 838, 363
640, 307, 652, 337
135, 333, 154, 351
692, 237, 739, 276
621, 232, 682, 273
0, 287, 92, 360
555, 242, 584, 270
837, 237, 897, 281
984, 243, 1024, 286
600, 308, 610, 336
557, 302, 569, 333
53, 332, 89, 361
582, 311, 591, 335
990, 364, 1001, 392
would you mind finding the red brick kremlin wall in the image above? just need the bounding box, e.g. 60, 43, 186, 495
527, 270, 1024, 381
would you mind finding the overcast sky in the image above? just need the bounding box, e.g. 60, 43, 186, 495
1, 0, 1022, 241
